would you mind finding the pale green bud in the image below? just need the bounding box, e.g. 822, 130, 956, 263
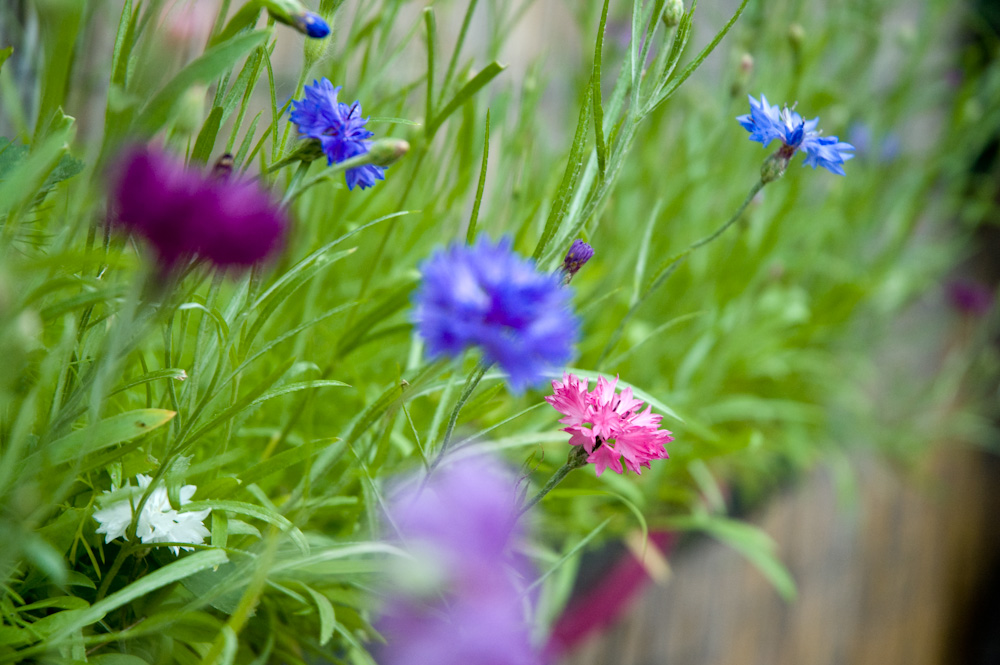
663, 0, 684, 28
174, 85, 206, 137
761, 152, 789, 184
366, 138, 410, 167
788, 23, 805, 51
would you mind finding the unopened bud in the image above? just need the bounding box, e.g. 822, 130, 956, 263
787, 23, 805, 51
295, 11, 330, 38
561, 240, 594, 281
304, 15, 333, 66
211, 153, 235, 180
761, 152, 789, 184
174, 85, 206, 137
730, 52, 754, 97
262, 0, 330, 38
366, 138, 410, 167
662, 0, 684, 28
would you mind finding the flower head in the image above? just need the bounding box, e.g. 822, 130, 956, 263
412, 237, 578, 393
546, 374, 672, 476
111, 145, 286, 269
737, 94, 854, 175
377, 455, 539, 665
93, 474, 210, 556
561, 239, 594, 281
290, 79, 385, 190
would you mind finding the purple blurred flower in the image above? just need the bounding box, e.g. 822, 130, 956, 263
737, 94, 855, 175
947, 279, 994, 316
378, 455, 540, 665
411, 237, 578, 393
290, 79, 386, 190
111, 146, 286, 269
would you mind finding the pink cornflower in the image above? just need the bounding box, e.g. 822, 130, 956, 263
545, 373, 672, 476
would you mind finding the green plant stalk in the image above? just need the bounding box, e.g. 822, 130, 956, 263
519, 445, 590, 517
431, 359, 492, 466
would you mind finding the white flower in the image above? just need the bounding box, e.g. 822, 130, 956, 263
93, 474, 211, 556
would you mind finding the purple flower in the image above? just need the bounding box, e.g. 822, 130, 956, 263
947, 279, 994, 316
378, 455, 540, 665
111, 146, 286, 269
561, 239, 594, 279
412, 237, 578, 393
289, 79, 385, 190
737, 94, 855, 175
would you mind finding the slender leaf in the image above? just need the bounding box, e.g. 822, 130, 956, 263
134, 31, 269, 136
467, 109, 490, 243
427, 61, 506, 136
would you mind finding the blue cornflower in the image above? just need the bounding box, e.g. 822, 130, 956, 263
412, 237, 579, 393
290, 79, 386, 190
737, 94, 854, 176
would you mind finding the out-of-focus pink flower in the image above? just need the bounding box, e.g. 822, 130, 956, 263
546, 374, 672, 476
163, 0, 216, 48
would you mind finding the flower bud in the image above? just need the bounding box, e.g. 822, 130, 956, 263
261, 0, 330, 38
761, 152, 789, 184
730, 52, 754, 97
787, 23, 805, 51
211, 153, 235, 180
561, 239, 594, 281
303, 18, 332, 67
366, 138, 410, 167
662, 0, 684, 28
295, 11, 330, 38
173, 85, 207, 138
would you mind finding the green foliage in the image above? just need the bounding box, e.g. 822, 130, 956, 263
0, 0, 996, 662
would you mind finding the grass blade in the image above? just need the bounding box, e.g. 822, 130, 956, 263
427, 61, 506, 137
466, 109, 490, 243
592, 0, 611, 178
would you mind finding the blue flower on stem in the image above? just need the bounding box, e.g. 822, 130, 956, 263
737, 94, 855, 175
412, 237, 579, 393
290, 78, 385, 190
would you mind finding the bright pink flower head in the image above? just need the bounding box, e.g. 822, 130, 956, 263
545, 373, 672, 476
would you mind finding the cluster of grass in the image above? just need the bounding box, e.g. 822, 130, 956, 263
0, 0, 996, 662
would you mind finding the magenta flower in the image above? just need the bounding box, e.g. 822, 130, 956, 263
111, 145, 286, 269
377, 456, 541, 665
546, 374, 672, 476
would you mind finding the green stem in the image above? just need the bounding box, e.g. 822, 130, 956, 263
280, 161, 312, 207
431, 360, 492, 466
95, 544, 135, 602
518, 446, 589, 517
596, 178, 764, 368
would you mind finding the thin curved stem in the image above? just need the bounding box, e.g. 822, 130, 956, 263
430, 360, 492, 469
596, 178, 765, 368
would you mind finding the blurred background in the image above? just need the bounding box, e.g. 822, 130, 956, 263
2, 0, 1000, 663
